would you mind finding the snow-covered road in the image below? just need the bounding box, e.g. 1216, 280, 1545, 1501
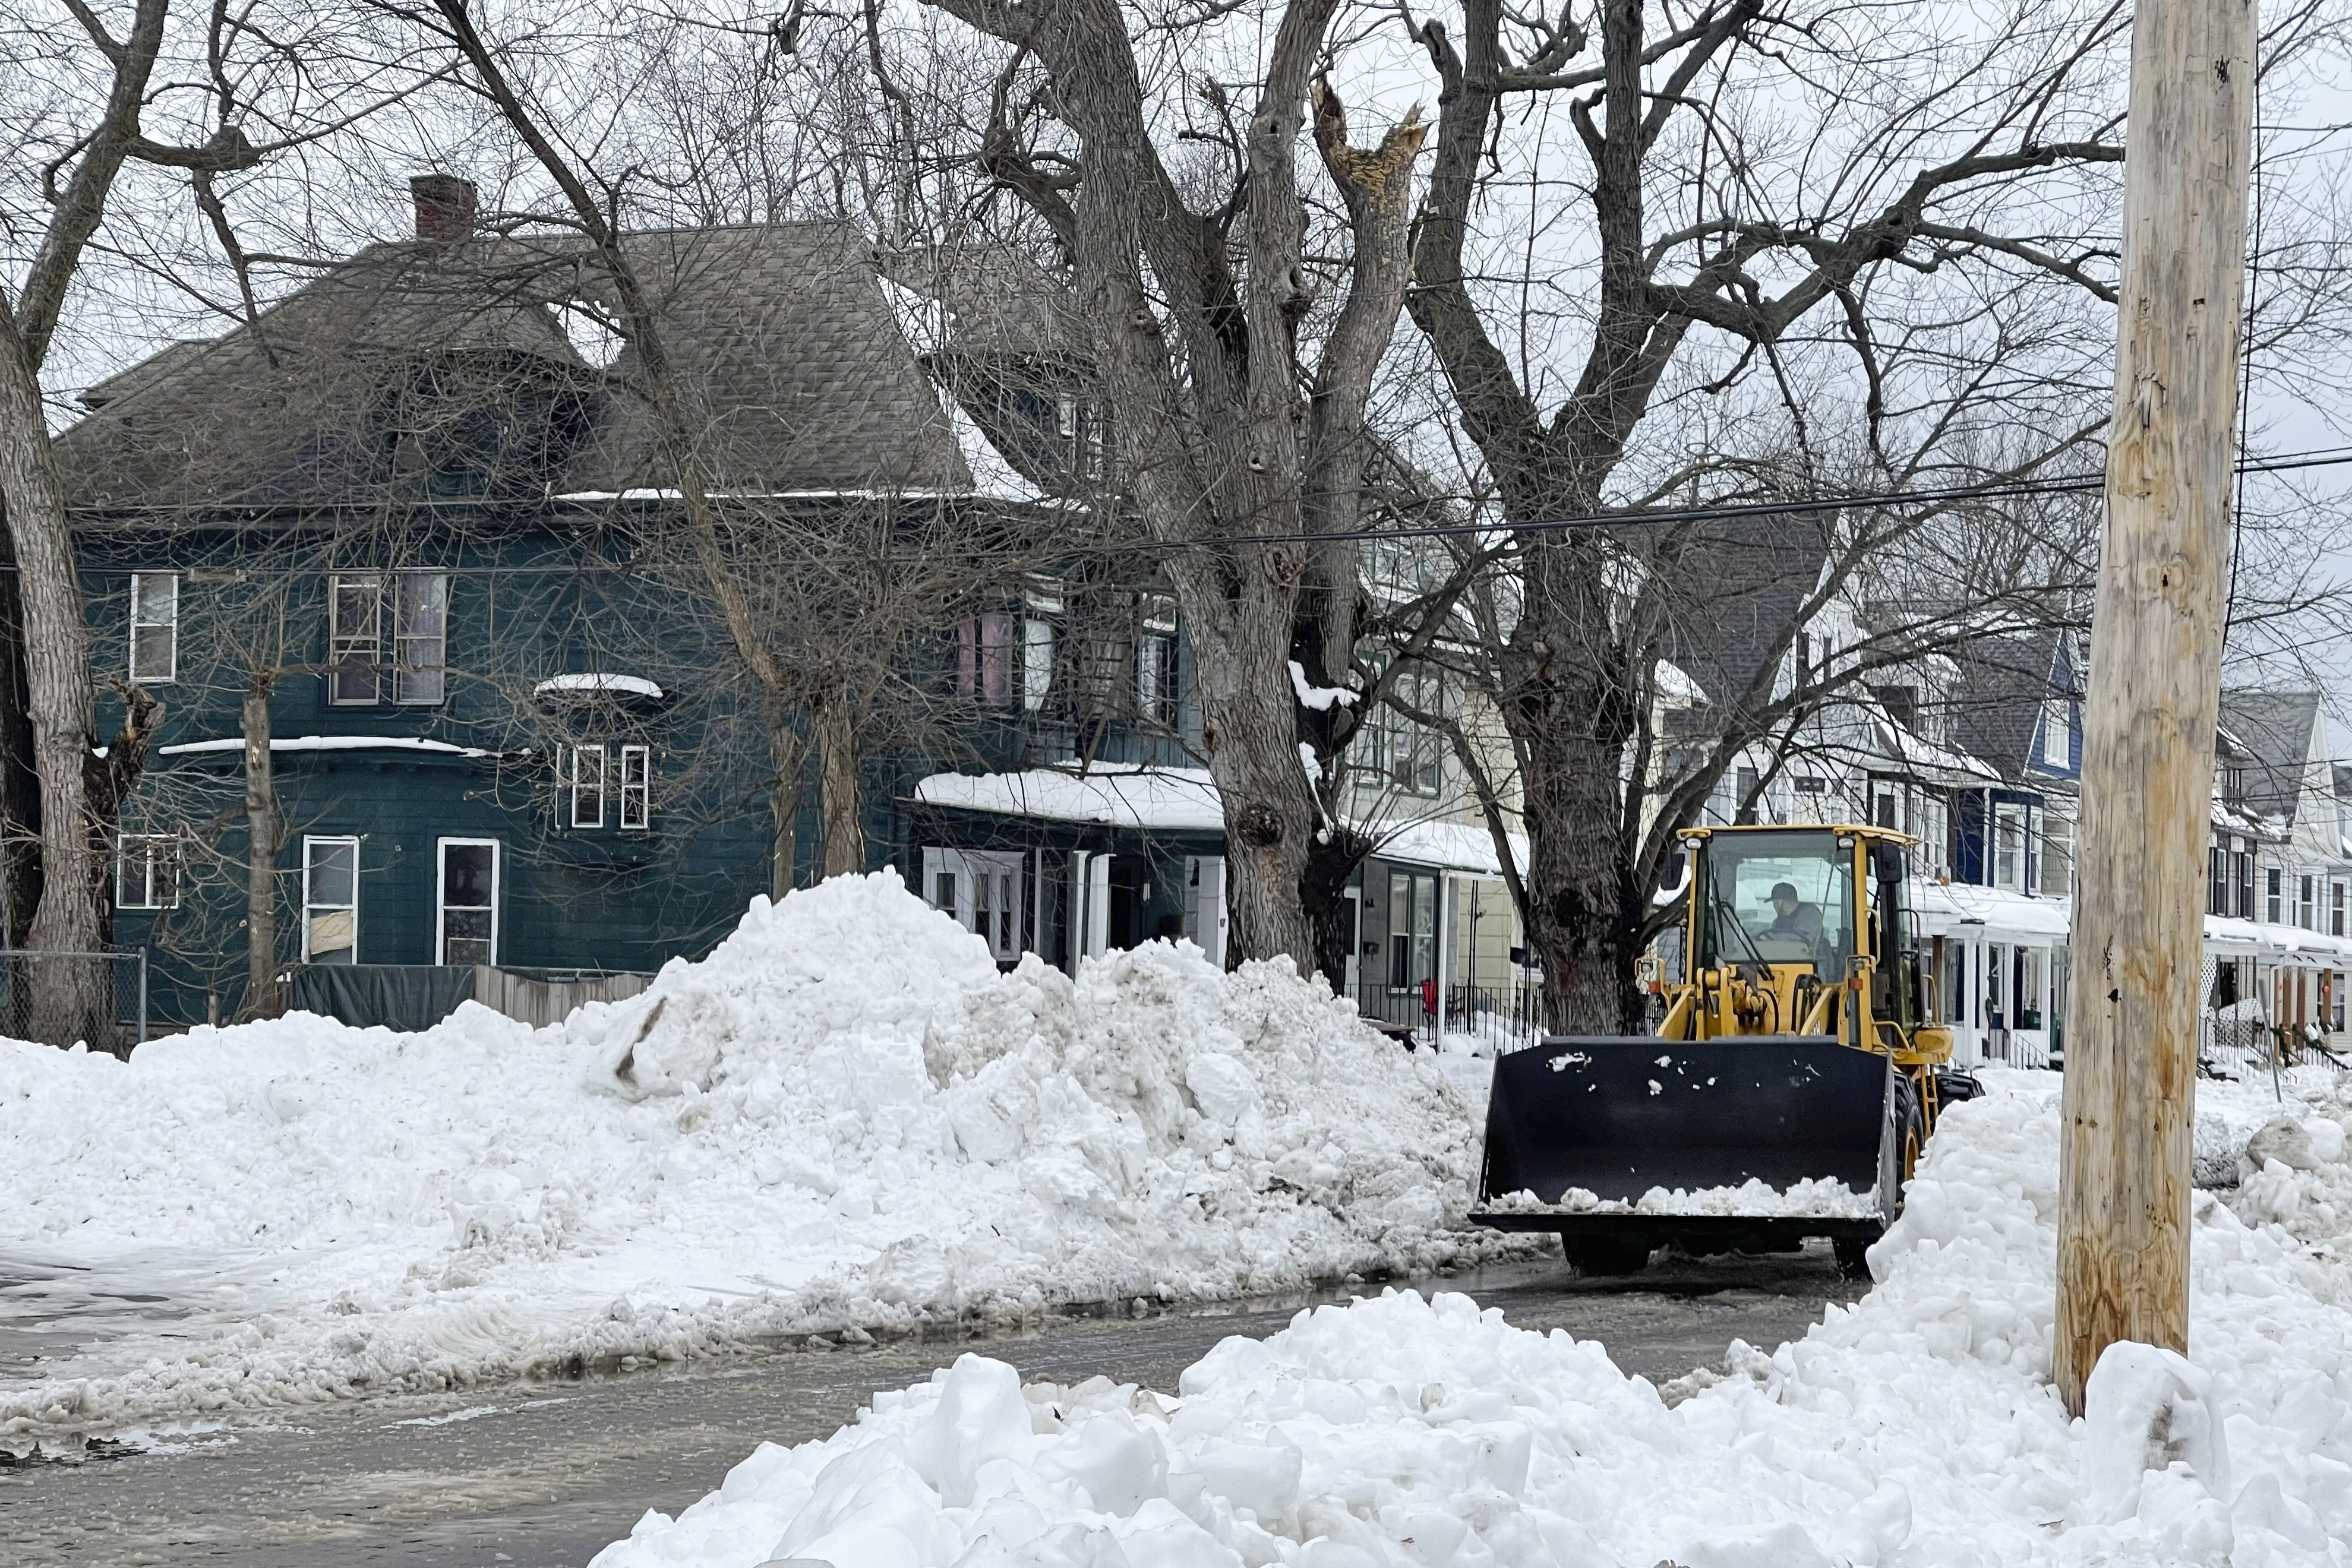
0, 1254, 1855, 1568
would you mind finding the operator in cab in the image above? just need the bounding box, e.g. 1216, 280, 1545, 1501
1764, 881, 1824, 955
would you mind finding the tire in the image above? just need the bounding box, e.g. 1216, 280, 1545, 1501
1832, 1235, 1873, 1279
1562, 1235, 1652, 1276
1899, 1089, 1925, 1187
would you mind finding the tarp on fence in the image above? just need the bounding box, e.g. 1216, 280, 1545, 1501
290, 964, 476, 1032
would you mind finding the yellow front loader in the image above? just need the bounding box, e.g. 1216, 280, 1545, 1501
1473, 824, 1980, 1275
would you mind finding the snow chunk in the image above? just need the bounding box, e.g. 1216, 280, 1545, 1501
592, 1068, 2352, 1568
1287, 660, 1359, 712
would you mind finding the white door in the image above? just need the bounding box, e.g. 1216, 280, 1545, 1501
921, 848, 1023, 962
1183, 855, 1229, 968
437, 839, 500, 967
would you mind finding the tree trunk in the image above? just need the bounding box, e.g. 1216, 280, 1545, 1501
1510, 545, 1647, 1034
816, 691, 861, 878
0, 527, 39, 949
0, 295, 104, 1047
1185, 600, 1322, 975
239, 681, 282, 1021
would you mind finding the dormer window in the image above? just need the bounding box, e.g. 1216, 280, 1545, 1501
2040, 694, 2070, 767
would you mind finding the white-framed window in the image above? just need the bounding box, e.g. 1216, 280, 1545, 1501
302, 836, 359, 963
393, 573, 448, 703
329, 574, 383, 704
2334, 881, 2345, 938
129, 573, 178, 684
2041, 695, 2071, 768
1055, 396, 1078, 439
618, 744, 651, 830
1366, 666, 1442, 796
1136, 630, 1178, 726
435, 838, 498, 966
2039, 815, 2075, 897
328, 571, 448, 705
1020, 616, 1055, 713
567, 744, 607, 829
2268, 867, 2284, 925
1994, 803, 2026, 892
116, 832, 181, 909
2300, 874, 2317, 930
1136, 595, 1178, 727
1387, 869, 1438, 990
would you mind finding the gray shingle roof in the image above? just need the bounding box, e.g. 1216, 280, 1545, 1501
1655, 515, 1834, 722
1947, 630, 2064, 779
2218, 689, 2323, 823
59, 222, 969, 510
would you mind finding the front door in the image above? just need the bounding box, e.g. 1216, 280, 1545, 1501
437, 839, 500, 967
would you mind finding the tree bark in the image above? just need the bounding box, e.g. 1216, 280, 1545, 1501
0, 526, 40, 949
1509, 544, 1647, 1031
2053, 0, 2255, 1415
1183, 605, 1323, 968
816, 689, 861, 878
0, 295, 106, 1047
240, 680, 283, 1021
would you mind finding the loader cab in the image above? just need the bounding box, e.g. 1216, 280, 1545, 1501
1695, 829, 1856, 973
1671, 823, 1937, 1048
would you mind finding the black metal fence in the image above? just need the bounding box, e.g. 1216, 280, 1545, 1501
0, 949, 150, 1055
1355, 979, 1543, 1051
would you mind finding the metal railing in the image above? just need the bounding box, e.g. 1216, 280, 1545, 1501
1355, 979, 1544, 1052
0, 948, 149, 1055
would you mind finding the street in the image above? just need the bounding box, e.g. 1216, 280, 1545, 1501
1, 1250, 1857, 1567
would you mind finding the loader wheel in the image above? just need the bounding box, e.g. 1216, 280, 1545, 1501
1899, 1090, 1926, 1187
1562, 1235, 1652, 1276
1833, 1235, 1873, 1279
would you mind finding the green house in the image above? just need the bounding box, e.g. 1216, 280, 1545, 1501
62, 179, 1523, 1036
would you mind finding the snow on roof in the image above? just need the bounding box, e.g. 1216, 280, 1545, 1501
914, 766, 1530, 875
1873, 718, 2001, 787
1915, 880, 2352, 965
159, 735, 497, 758
1364, 817, 1527, 877
534, 672, 664, 700
1911, 881, 2072, 944
915, 766, 1226, 832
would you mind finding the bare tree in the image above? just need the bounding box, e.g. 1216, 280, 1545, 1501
0, 0, 430, 1041
898, 0, 1431, 981
1399, 0, 2350, 1029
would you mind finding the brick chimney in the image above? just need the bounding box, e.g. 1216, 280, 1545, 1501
410, 174, 477, 243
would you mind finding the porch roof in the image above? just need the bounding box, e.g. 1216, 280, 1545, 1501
914, 765, 1223, 832
911, 766, 1530, 875
1914, 878, 2352, 967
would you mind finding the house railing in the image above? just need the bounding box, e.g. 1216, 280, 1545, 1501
1353, 979, 1543, 1051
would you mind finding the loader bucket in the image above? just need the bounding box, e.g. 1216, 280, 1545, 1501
1477, 1035, 1898, 1215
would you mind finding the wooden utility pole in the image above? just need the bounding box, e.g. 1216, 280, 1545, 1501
2055, 0, 2258, 1414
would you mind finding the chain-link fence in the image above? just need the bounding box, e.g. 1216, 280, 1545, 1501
0, 949, 150, 1055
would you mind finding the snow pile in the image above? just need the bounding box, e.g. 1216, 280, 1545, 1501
593, 1075, 2352, 1568
1487, 1174, 1879, 1218
0, 874, 1506, 1450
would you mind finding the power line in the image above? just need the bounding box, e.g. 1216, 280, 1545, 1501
61, 444, 2352, 570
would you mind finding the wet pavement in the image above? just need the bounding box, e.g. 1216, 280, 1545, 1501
0, 1249, 1858, 1567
